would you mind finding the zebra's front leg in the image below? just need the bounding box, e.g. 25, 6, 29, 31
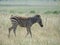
29, 28, 32, 37
26, 27, 32, 37
25, 28, 29, 37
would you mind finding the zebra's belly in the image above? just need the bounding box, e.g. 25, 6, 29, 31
19, 24, 26, 27
18, 22, 28, 27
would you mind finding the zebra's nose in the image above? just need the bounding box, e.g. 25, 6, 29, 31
41, 25, 43, 27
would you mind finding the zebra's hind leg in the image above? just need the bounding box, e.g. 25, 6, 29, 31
8, 23, 17, 37
13, 25, 17, 37
8, 26, 13, 38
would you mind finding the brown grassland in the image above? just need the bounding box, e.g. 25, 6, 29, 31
0, 13, 60, 45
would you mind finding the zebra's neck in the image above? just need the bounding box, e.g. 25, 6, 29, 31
30, 17, 37, 24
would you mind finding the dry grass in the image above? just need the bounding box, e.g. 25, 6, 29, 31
0, 14, 60, 45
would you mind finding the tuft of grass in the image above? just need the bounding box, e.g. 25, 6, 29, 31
53, 11, 60, 14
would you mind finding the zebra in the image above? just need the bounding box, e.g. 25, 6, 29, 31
8, 15, 43, 37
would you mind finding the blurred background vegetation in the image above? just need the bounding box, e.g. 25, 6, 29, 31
0, 0, 60, 14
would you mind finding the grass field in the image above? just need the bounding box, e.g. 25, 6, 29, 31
0, 4, 60, 45
0, 13, 60, 45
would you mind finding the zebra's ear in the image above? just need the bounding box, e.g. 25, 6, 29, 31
36, 15, 40, 18
11, 15, 14, 17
